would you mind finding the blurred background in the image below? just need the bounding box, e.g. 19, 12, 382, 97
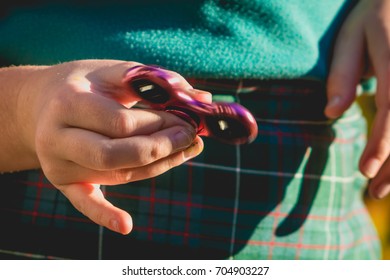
358, 94, 390, 260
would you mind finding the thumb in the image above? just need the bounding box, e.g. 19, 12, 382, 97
57, 183, 133, 235
325, 13, 365, 119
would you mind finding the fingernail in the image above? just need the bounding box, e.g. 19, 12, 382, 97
327, 96, 341, 108
174, 128, 196, 152
362, 158, 382, 178
375, 183, 390, 199
183, 139, 203, 160
325, 96, 342, 118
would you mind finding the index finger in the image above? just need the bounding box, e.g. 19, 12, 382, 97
359, 17, 390, 178
53, 88, 195, 138
57, 182, 133, 235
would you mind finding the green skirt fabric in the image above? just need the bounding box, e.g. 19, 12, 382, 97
0, 79, 380, 260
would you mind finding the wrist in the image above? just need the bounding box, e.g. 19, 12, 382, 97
0, 65, 48, 171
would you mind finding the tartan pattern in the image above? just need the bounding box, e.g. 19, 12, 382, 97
0, 79, 380, 260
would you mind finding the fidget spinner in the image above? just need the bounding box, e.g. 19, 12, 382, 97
123, 65, 258, 145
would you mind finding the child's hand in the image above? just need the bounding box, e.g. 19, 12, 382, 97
325, 0, 390, 199
6, 59, 207, 234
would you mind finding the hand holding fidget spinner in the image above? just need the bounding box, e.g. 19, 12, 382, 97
123, 65, 258, 145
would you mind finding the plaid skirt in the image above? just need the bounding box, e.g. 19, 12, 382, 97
0, 79, 380, 260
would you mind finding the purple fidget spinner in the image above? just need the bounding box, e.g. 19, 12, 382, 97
123, 65, 258, 145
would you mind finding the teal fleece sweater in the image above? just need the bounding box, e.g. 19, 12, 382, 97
0, 0, 356, 80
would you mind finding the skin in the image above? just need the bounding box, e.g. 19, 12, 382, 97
0, 59, 211, 234
1, 0, 389, 235
325, 0, 390, 199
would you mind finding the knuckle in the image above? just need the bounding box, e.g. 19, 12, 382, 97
146, 140, 167, 164
149, 141, 162, 161
112, 169, 134, 183
46, 88, 71, 115
92, 210, 105, 226
94, 141, 117, 170
35, 130, 54, 152
130, 140, 166, 167
111, 110, 135, 135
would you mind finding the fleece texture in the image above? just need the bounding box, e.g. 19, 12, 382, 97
0, 0, 355, 80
